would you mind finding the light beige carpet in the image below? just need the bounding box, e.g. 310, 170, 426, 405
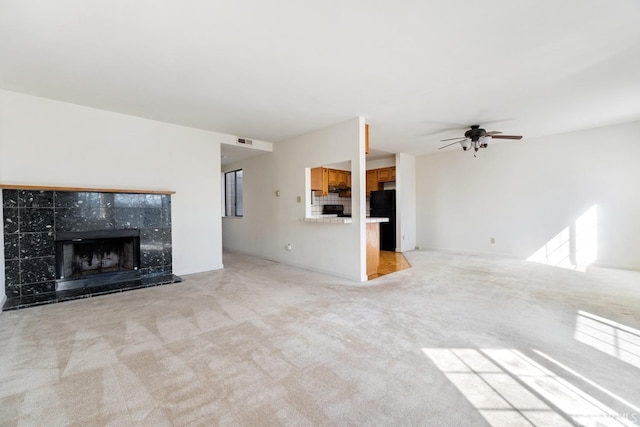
1, 251, 639, 426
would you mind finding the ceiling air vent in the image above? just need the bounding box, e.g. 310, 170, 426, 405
237, 138, 253, 145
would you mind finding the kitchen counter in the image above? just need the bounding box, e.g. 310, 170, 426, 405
303, 216, 389, 224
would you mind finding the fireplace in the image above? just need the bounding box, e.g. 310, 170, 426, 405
55, 229, 141, 290
3, 188, 182, 310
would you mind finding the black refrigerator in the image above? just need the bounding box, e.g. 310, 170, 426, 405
370, 190, 396, 251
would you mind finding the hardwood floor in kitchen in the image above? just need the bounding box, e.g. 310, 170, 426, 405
369, 250, 411, 280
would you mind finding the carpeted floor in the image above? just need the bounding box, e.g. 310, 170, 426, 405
1, 250, 639, 426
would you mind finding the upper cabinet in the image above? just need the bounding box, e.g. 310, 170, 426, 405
377, 167, 392, 182
328, 169, 348, 187
311, 167, 329, 196
366, 170, 379, 196
366, 166, 396, 196
312, 167, 351, 197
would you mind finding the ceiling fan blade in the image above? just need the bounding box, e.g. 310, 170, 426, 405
491, 135, 522, 140
485, 131, 503, 136
438, 140, 465, 149
440, 137, 467, 142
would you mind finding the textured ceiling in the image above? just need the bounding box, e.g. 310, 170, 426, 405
1, 0, 639, 156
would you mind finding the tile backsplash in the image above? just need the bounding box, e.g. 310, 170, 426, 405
311, 194, 352, 216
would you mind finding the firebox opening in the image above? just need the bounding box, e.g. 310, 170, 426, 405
55, 229, 141, 290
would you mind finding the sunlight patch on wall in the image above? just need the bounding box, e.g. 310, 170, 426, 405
528, 205, 598, 272
527, 226, 573, 269
423, 347, 636, 426
575, 310, 640, 369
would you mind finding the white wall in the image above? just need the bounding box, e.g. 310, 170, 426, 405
0, 89, 229, 277
416, 120, 640, 270
366, 156, 395, 170
222, 117, 367, 281
396, 153, 417, 252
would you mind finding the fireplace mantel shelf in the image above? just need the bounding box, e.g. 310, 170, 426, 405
0, 184, 175, 195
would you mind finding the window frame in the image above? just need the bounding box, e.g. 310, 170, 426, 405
223, 169, 244, 217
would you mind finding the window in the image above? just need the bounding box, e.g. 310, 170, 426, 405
224, 169, 243, 217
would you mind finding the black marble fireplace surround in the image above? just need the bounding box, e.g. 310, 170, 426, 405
2, 189, 181, 310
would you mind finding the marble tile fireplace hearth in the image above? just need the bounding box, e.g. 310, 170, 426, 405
2, 186, 182, 310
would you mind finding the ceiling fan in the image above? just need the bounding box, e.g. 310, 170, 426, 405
438, 125, 522, 155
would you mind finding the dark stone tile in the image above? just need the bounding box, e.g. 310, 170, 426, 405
20, 208, 54, 233
163, 244, 172, 266
98, 193, 114, 208
2, 190, 19, 207
141, 208, 162, 228
161, 228, 172, 266
21, 257, 56, 284
77, 192, 100, 208
3, 292, 59, 309
114, 208, 142, 229
5, 259, 20, 285
81, 192, 110, 208
114, 193, 143, 208
20, 232, 55, 259
141, 228, 163, 246
141, 266, 164, 275
87, 207, 116, 230
56, 192, 115, 208
140, 228, 163, 268
6, 285, 20, 298
54, 207, 80, 232
3, 274, 182, 311
143, 194, 162, 208
3, 208, 19, 234
161, 204, 172, 227
162, 227, 172, 245
141, 248, 163, 269
4, 233, 19, 260
20, 281, 56, 296
55, 192, 83, 208
161, 195, 171, 210
19, 190, 53, 208
55, 207, 115, 232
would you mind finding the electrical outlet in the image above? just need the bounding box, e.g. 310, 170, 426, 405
490, 237, 496, 244
296, 196, 301, 203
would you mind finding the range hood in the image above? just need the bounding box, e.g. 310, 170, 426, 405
328, 185, 351, 193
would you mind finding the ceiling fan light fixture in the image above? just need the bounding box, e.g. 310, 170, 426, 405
479, 135, 492, 148
439, 125, 522, 154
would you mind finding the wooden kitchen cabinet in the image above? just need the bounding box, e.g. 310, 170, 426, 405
328, 169, 348, 187
377, 167, 395, 182
366, 170, 379, 196
311, 167, 328, 196
327, 169, 339, 186
366, 166, 396, 196
312, 167, 352, 196
337, 170, 348, 186
341, 171, 352, 197
366, 222, 380, 277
